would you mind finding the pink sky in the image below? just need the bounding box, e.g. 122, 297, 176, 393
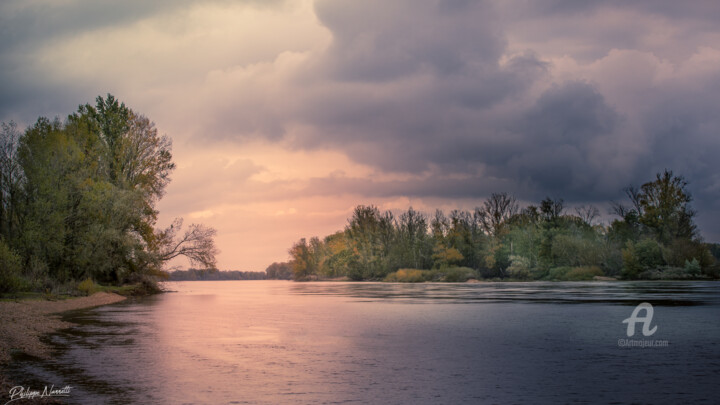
2, 1, 720, 270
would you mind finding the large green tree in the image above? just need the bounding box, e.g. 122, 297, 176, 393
1, 94, 216, 289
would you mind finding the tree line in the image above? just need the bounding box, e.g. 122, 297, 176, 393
283, 170, 718, 281
168, 269, 266, 281
0, 95, 218, 293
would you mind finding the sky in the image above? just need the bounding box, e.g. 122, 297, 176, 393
2, 0, 720, 271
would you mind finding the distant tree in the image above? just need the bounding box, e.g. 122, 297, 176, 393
396, 207, 431, 269
289, 237, 314, 280
622, 238, 665, 279
323, 231, 353, 277
540, 197, 564, 223
345, 205, 384, 279
636, 170, 697, 243
432, 245, 464, 269
575, 205, 600, 226
478, 192, 519, 237
0, 122, 23, 241
265, 262, 293, 280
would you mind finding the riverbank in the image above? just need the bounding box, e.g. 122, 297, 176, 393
0, 292, 126, 400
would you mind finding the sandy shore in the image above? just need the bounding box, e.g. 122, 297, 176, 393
0, 292, 126, 365
0, 292, 126, 402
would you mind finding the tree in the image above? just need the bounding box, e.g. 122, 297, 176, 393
540, 197, 564, 223
289, 238, 314, 280
622, 238, 665, 279
265, 262, 293, 279
636, 170, 696, 243
17, 117, 90, 280
396, 207, 431, 269
323, 231, 353, 277
155, 218, 219, 269
478, 192, 519, 237
432, 245, 464, 269
0, 122, 23, 241
345, 205, 384, 279
0, 95, 214, 289
575, 205, 600, 226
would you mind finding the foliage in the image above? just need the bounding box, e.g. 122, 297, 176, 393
265, 262, 293, 280
383, 267, 479, 282
507, 255, 532, 279
77, 278, 99, 296
167, 269, 266, 281
622, 238, 665, 279
636, 170, 696, 244
0, 95, 217, 293
384, 269, 429, 283
546, 266, 604, 281
437, 267, 479, 282
282, 170, 715, 282
0, 239, 26, 293
684, 258, 701, 276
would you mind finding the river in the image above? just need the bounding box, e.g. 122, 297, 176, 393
8, 281, 720, 404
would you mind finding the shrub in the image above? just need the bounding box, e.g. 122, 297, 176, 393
433, 267, 478, 282
551, 234, 603, 267
564, 266, 604, 281
665, 239, 714, 269
684, 258, 701, 275
546, 266, 572, 280
507, 255, 532, 279
444, 267, 478, 282
639, 266, 703, 280
546, 266, 603, 281
0, 240, 26, 294
384, 269, 429, 282
622, 239, 665, 279
26, 255, 51, 291
77, 277, 98, 295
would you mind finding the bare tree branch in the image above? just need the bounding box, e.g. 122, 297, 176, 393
575, 205, 600, 225
156, 218, 219, 269
478, 192, 519, 236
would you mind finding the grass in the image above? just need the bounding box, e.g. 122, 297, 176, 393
1, 280, 159, 301
545, 266, 604, 281
77, 278, 158, 296
384, 267, 479, 283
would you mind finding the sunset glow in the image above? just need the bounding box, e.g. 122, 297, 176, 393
2, 0, 719, 270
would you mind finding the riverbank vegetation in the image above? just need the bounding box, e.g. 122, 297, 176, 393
0, 95, 218, 296
167, 269, 266, 281
285, 171, 719, 282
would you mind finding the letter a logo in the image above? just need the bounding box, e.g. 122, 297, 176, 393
622, 302, 658, 337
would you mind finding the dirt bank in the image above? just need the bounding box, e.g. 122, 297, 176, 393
0, 292, 126, 365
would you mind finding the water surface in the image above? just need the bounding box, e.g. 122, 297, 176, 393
10, 281, 720, 404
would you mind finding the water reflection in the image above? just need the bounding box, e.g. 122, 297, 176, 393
288, 281, 720, 306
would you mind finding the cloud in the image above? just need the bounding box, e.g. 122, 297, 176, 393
4, 0, 720, 267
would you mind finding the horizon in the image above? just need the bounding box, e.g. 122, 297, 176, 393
2, 1, 720, 270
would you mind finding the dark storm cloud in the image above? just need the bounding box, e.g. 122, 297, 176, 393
283, 0, 549, 175
261, 0, 720, 241
280, 2, 623, 199
314, 0, 505, 82
507, 0, 720, 21
497, 82, 620, 197
2, 0, 720, 240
